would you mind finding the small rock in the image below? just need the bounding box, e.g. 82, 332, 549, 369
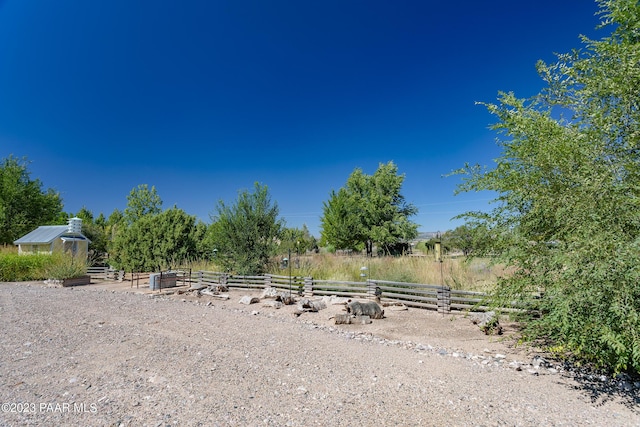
619, 381, 633, 392
239, 296, 260, 305
355, 315, 372, 324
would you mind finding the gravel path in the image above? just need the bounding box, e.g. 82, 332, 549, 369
0, 282, 638, 426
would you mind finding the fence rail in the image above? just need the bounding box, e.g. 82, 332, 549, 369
192, 271, 490, 313
88, 267, 493, 312
86, 266, 118, 280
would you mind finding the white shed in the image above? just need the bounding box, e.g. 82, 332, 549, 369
13, 217, 91, 259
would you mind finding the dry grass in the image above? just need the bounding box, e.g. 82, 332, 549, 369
0, 245, 18, 254
266, 253, 506, 292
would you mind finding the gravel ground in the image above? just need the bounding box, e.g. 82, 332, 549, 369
0, 281, 638, 427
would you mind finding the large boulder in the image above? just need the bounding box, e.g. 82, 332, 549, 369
346, 300, 384, 319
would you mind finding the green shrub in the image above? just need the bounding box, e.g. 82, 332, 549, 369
0, 253, 86, 282
0, 253, 51, 281
42, 254, 87, 280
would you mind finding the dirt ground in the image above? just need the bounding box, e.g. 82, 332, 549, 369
1, 278, 639, 426
87, 278, 534, 362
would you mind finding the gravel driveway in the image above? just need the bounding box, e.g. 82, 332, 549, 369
0, 282, 638, 426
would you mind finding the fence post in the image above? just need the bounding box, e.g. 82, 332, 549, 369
366, 279, 376, 299
437, 285, 451, 314
197, 270, 203, 288
264, 274, 272, 288
304, 276, 313, 297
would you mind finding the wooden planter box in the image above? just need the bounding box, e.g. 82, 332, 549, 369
62, 275, 91, 287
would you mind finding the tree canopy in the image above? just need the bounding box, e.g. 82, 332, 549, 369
0, 155, 64, 244
124, 184, 162, 225
110, 206, 201, 271
321, 161, 418, 256
456, 0, 640, 373
209, 183, 284, 275
280, 225, 319, 255
110, 185, 202, 271
442, 224, 491, 257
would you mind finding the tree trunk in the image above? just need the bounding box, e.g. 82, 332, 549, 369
366, 240, 373, 257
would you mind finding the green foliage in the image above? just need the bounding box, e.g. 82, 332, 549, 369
279, 225, 319, 255
320, 187, 363, 251
456, 0, 640, 374
42, 253, 87, 280
191, 220, 211, 260
111, 206, 200, 271
443, 224, 492, 256
106, 209, 125, 243
0, 253, 49, 281
123, 184, 162, 225
209, 183, 284, 275
320, 161, 419, 256
0, 155, 64, 244
0, 253, 85, 281
73, 207, 110, 265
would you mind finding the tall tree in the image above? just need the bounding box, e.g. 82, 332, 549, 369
111, 206, 199, 271
319, 188, 363, 252
456, 0, 640, 373
0, 155, 63, 244
443, 224, 491, 257
321, 161, 418, 256
209, 183, 284, 274
123, 184, 162, 225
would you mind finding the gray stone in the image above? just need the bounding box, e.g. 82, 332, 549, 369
239, 295, 260, 305
355, 315, 372, 325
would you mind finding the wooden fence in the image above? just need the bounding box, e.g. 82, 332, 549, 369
194, 271, 489, 313
87, 267, 491, 313
86, 266, 118, 280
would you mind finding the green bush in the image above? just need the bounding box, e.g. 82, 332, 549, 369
0, 253, 86, 282
42, 254, 87, 280
0, 253, 51, 281
455, 1, 640, 374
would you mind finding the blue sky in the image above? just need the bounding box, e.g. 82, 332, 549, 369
0, 0, 603, 236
